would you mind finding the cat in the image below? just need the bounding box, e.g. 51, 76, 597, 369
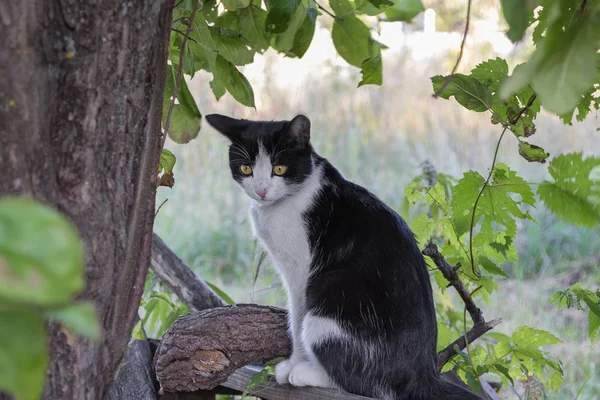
206, 113, 482, 400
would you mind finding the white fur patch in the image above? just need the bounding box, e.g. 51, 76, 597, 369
301, 313, 346, 348
240, 142, 289, 205
249, 157, 324, 364
288, 361, 335, 389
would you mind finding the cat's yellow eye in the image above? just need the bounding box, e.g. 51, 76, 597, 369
240, 165, 253, 175
273, 165, 288, 176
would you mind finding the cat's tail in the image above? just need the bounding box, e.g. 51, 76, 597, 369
423, 377, 484, 400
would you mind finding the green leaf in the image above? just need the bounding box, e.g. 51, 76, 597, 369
500, 0, 539, 42
329, 0, 354, 15
0, 198, 85, 306
518, 141, 550, 163
131, 319, 146, 341
243, 364, 275, 398
163, 65, 202, 144
169, 105, 202, 144
493, 364, 515, 386
470, 57, 509, 93
191, 14, 255, 66
222, 0, 251, 10
367, 0, 393, 10
501, 7, 600, 115
160, 149, 177, 174
212, 55, 256, 108
265, 0, 300, 33
512, 326, 562, 348
288, 6, 317, 57
238, 5, 270, 52
331, 14, 373, 68
205, 281, 235, 305
588, 309, 600, 343
479, 256, 509, 278
431, 74, 493, 112
0, 311, 48, 400
44, 302, 101, 342
451, 170, 485, 236
210, 77, 227, 100
385, 0, 425, 22
271, 4, 311, 55
537, 153, 600, 226
358, 52, 382, 87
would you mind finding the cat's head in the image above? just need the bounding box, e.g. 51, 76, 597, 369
206, 114, 313, 205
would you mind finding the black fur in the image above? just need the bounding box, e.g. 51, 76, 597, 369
206, 113, 482, 400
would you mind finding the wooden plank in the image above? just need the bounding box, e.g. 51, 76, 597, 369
222, 365, 373, 400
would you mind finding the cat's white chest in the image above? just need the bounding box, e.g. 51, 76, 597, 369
249, 168, 323, 290
250, 200, 311, 287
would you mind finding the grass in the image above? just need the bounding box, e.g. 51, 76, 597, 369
153, 21, 600, 399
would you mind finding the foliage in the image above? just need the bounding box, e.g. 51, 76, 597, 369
0, 197, 99, 400
552, 283, 600, 343
163, 0, 427, 141
133, 272, 190, 340
149, 0, 600, 396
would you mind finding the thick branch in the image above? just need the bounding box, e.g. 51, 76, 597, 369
154, 304, 290, 392
436, 318, 502, 371
151, 233, 225, 312
423, 242, 484, 325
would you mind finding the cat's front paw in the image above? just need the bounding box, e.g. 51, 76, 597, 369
288, 361, 334, 388
275, 359, 294, 384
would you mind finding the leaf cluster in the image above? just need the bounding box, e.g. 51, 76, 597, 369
164, 0, 426, 143
0, 198, 100, 400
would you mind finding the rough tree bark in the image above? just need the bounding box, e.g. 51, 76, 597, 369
154, 305, 291, 392
0, 1, 172, 398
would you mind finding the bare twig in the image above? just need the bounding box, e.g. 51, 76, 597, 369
432, 0, 472, 97
468, 93, 537, 277
436, 318, 502, 371
423, 241, 502, 370
171, 28, 199, 43
578, 0, 588, 19
314, 0, 338, 19
423, 242, 484, 324
155, 198, 169, 218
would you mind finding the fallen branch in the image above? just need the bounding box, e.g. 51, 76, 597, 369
154, 304, 290, 392
151, 233, 225, 312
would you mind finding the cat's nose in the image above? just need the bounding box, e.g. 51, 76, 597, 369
255, 188, 268, 199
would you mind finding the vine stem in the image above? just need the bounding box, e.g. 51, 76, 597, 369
468, 92, 537, 277
468, 126, 509, 277
433, 0, 472, 97
161, 0, 202, 150
313, 0, 337, 19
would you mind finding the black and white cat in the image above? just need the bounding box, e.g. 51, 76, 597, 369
206, 114, 482, 400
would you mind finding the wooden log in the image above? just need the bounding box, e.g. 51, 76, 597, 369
154, 304, 290, 392
222, 365, 373, 400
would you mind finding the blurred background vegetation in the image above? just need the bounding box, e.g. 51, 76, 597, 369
153, 0, 599, 398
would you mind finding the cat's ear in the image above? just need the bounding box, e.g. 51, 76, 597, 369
286, 115, 311, 148
205, 114, 248, 141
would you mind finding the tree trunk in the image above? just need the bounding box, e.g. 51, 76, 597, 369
0, 1, 172, 398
